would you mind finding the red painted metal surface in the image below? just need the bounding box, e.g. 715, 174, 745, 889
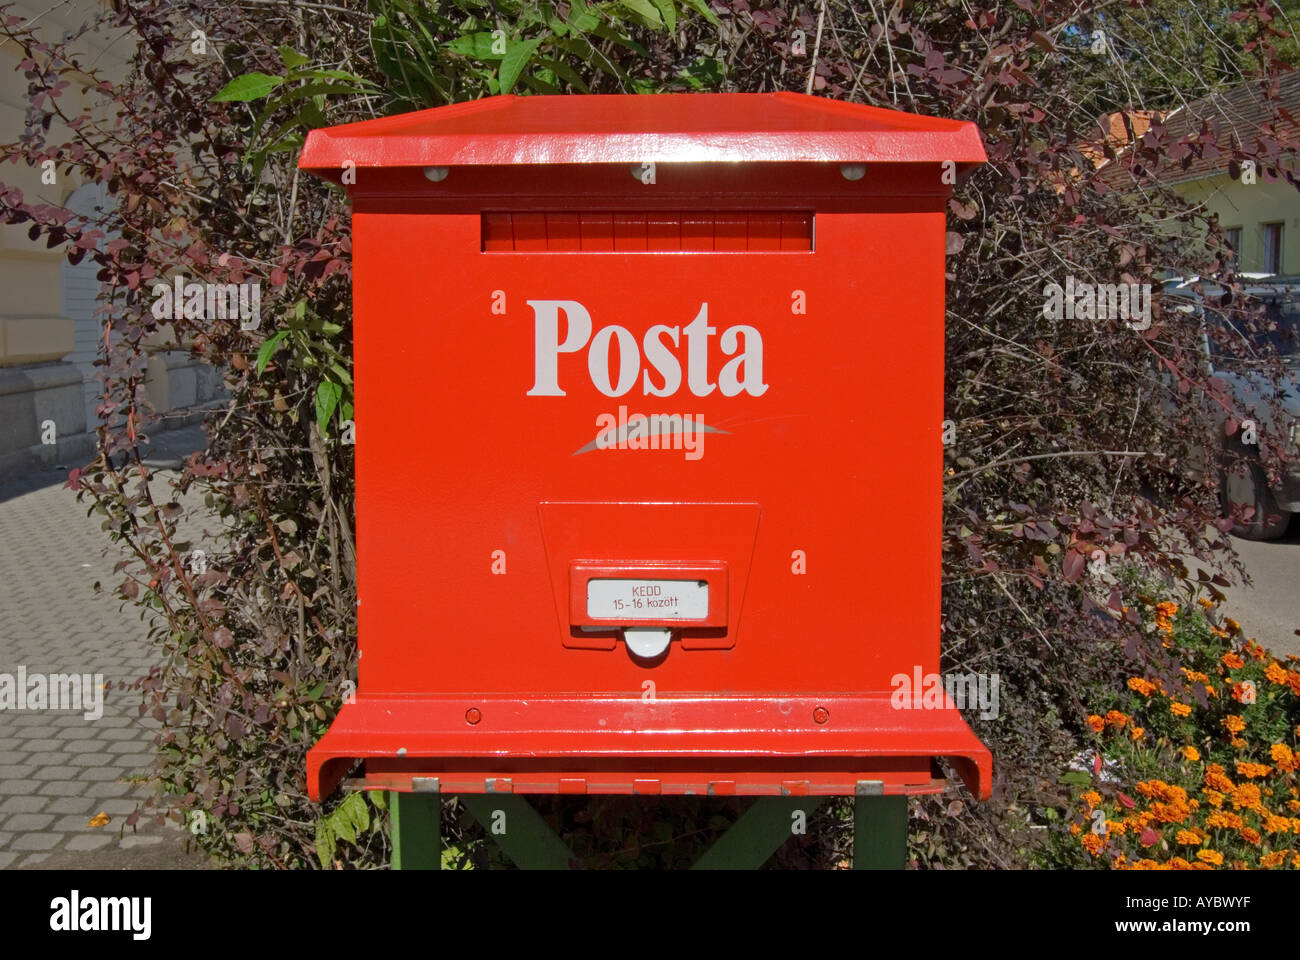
299, 93, 992, 802
298, 91, 987, 172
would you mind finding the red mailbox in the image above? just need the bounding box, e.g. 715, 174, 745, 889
301, 92, 992, 803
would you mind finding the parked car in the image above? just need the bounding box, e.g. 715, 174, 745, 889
1163, 276, 1300, 540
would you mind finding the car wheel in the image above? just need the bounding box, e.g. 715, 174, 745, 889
1219, 440, 1293, 540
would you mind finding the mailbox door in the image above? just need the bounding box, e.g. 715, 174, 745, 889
352, 170, 945, 699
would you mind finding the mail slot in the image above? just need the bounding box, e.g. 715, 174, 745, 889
300, 92, 993, 802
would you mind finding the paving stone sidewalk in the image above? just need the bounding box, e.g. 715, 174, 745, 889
0, 427, 210, 869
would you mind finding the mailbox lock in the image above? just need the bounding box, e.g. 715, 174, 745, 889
465, 707, 482, 725
623, 627, 673, 661
813, 706, 830, 725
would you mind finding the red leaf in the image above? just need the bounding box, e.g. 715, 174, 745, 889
1092, 753, 1103, 775
1117, 791, 1136, 809
1063, 548, 1086, 583
1140, 827, 1159, 847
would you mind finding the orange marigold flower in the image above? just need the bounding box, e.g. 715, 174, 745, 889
1152, 801, 1191, 824
1190, 862, 1214, 870
1244, 639, 1267, 662
1128, 677, 1157, 697
1204, 789, 1225, 808
1294, 854, 1300, 869
1155, 601, 1178, 632
1224, 617, 1240, 634
1222, 652, 1246, 671
1131, 726, 1145, 741
1230, 737, 1248, 749
1222, 714, 1246, 734
1069, 823, 1082, 835
1196, 849, 1224, 866
1236, 761, 1273, 779
1181, 669, 1210, 684
1261, 851, 1286, 868
1205, 764, 1235, 792
1197, 597, 1215, 610
1287, 672, 1300, 696
1086, 714, 1106, 733
1230, 783, 1263, 812
1183, 746, 1201, 762
1266, 662, 1289, 685
1287, 800, 1300, 813
1270, 743, 1296, 773
1107, 820, 1127, 837
1170, 857, 1194, 870
1081, 833, 1104, 856
1175, 829, 1202, 845
1105, 709, 1129, 728
1207, 811, 1244, 830
1263, 815, 1291, 834
1170, 701, 1192, 718
1081, 790, 1102, 811
1239, 827, 1261, 845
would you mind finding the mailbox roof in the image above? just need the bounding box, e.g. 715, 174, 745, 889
299, 92, 986, 170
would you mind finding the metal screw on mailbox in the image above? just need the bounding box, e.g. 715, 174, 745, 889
423, 166, 449, 182
465, 707, 482, 725
840, 163, 866, 181
813, 706, 830, 724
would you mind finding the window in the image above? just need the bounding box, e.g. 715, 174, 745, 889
1224, 226, 1241, 261
1262, 222, 1283, 274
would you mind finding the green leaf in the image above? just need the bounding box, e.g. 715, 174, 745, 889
568, 0, 600, 31
331, 807, 357, 844
316, 380, 343, 433
679, 0, 721, 27
342, 791, 371, 834
499, 36, 543, 94
327, 361, 353, 386
314, 819, 334, 867
1058, 771, 1092, 786
447, 32, 504, 60
651, 0, 676, 33
368, 789, 387, 811
255, 330, 288, 376
621, 0, 664, 26
535, 56, 591, 93
213, 72, 285, 102
278, 46, 310, 69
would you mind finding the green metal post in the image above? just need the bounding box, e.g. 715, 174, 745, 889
691, 797, 828, 870
390, 790, 441, 870
460, 794, 575, 869
853, 785, 907, 870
